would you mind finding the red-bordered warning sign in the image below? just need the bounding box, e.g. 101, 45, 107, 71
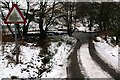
4, 4, 26, 24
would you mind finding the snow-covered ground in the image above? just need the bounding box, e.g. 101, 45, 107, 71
0, 43, 2, 54
75, 20, 98, 32
77, 43, 112, 78
76, 26, 97, 32
0, 36, 76, 79
0, 43, 41, 79
93, 37, 118, 72
42, 43, 70, 78
75, 22, 118, 78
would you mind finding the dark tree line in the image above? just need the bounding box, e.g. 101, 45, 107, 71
76, 2, 120, 45
1, 1, 120, 44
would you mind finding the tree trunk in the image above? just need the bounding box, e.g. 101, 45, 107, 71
39, 15, 46, 38
23, 2, 30, 37
23, 20, 31, 36
104, 32, 108, 43
7, 24, 14, 37
116, 36, 119, 45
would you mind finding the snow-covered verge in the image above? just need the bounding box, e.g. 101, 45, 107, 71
41, 36, 76, 78
0, 35, 76, 79
75, 20, 98, 32
93, 37, 118, 72
77, 43, 112, 78
76, 26, 97, 32
0, 43, 41, 79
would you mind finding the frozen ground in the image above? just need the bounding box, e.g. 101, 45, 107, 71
77, 43, 112, 78
0, 36, 76, 79
75, 20, 98, 32
42, 43, 70, 78
0, 43, 41, 79
76, 23, 118, 78
93, 37, 118, 71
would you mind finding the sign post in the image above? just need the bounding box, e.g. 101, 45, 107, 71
15, 24, 19, 64
0, 18, 2, 54
4, 4, 26, 64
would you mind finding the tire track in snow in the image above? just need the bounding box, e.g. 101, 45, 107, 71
89, 40, 120, 79
78, 43, 112, 79
67, 41, 85, 79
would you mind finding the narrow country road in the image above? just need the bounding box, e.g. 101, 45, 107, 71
67, 31, 92, 79
67, 31, 119, 79
89, 39, 120, 79
67, 41, 84, 79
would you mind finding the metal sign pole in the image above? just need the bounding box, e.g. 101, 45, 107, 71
4, 3, 26, 64
15, 24, 19, 64
0, 22, 2, 54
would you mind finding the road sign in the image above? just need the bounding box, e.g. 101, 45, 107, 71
4, 4, 26, 64
4, 4, 26, 24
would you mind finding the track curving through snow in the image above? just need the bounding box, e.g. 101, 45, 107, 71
78, 43, 112, 78
67, 31, 119, 79
89, 39, 120, 79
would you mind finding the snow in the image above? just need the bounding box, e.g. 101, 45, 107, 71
42, 43, 70, 78
0, 45, 2, 54
78, 43, 112, 78
113, 0, 120, 2
76, 26, 98, 32
17, 0, 27, 9
42, 36, 76, 78
93, 37, 118, 71
0, 43, 41, 79
75, 21, 98, 32
0, 36, 76, 79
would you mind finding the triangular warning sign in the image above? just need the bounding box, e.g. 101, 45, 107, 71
4, 4, 26, 24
